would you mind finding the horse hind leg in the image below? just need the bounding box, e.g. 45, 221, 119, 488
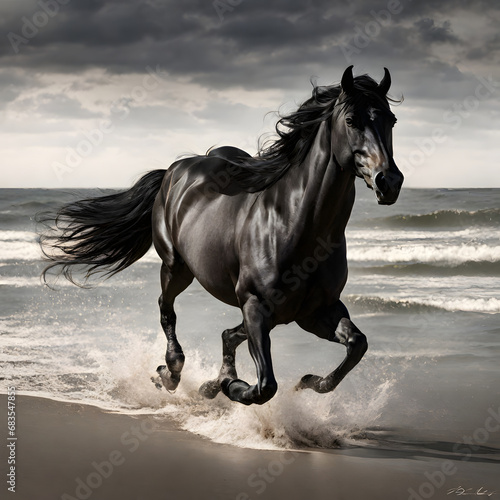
199, 323, 247, 399
154, 299, 183, 392
152, 261, 193, 392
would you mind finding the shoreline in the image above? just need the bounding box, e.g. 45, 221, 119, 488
1, 393, 499, 500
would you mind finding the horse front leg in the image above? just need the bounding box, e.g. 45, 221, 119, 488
295, 301, 368, 393
221, 296, 278, 405
199, 323, 247, 399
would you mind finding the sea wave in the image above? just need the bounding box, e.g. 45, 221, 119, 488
11, 200, 52, 210
4, 228, 498, 270
0, 231, 162, 264
347, 227, 499, 243
354, 261, 500, 276
368, 208, 500, 228
348, 243, 500, 266
0, 230, 37, 242
346, 294, 500, 314
0, 230, 41, 262
0, 240, 41, 261
0, 276, 41, 287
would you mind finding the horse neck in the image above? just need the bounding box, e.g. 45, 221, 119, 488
266, 120, 356, 247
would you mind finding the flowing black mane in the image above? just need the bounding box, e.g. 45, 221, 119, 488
224, 74, 398, 192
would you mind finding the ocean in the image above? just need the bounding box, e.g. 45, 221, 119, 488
1, 185, 499, 453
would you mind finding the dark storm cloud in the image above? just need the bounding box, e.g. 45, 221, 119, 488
414, 18, 460, 44
1, 0, 499, 188
465, 33, 500, 61
215, 10, 346, 50
1, 0, 499, 95
0, 68, 40, 108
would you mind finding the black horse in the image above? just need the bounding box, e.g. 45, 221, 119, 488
39, 66, 404, 406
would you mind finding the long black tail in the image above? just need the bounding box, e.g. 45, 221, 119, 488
38, 169, 167, 286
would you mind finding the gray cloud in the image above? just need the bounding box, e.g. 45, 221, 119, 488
1, 0, 500, 187
34, 93, 101, 119
414, 18, 460, 44
1, 0, 499, 94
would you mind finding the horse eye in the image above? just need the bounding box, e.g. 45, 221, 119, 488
345, 117, 354, 127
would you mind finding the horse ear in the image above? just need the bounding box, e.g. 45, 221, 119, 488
377, 67, 391, 95
341, 65, 354, 94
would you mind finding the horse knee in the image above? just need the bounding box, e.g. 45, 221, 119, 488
335, 318, 367, 358
348, 331, 368, 359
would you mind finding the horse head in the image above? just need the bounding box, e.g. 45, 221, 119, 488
332, 65, 404, 205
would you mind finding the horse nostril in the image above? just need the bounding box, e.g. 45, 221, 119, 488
374, 172, 388, 193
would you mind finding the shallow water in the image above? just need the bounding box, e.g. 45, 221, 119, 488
1, 184, 499, 455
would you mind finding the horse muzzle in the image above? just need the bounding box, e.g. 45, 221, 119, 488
373, 168, 404, 205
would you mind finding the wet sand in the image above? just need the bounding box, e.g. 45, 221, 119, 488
0, 394, 498, 500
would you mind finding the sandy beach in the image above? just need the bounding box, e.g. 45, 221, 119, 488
0, 394, 498, 500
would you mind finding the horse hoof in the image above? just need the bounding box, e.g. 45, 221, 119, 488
199, 379, 221, 399
155, 365, 181, 393
151, 375, 163, 390
295, 374, 322, 392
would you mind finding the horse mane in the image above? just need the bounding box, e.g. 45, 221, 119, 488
224, 74, 399, 193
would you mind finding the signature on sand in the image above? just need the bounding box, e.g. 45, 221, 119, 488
447, 486, 497, 496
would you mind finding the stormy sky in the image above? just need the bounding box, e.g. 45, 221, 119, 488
0, 0, 499, 188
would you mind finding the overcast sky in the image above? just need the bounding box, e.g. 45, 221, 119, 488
0, 0, 499, 188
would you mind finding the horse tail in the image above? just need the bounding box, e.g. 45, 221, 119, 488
38, 169, 167, 287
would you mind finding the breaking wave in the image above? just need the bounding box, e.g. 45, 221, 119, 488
348, 243, 500, 267
370, 208, 500, 228
346, 294, 500, 314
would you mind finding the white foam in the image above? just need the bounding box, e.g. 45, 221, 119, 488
347, 243, 500, 265
3, 322, 397, 451
0, 312, 471, 450
0, 231, 161, 263
0, 230, 39, 261
0, 276, 41, 287
0, 230, 36, 242
84, 337, 399, 450
0, 240, 40, 261
347, 227, 499, 242
349, 273, 500, 290
417, 296, 500, 314
347, 294, 500, 314
174, 381, 396, 450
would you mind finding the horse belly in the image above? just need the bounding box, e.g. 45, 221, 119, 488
174, 202, 241, 308
187, 247, 240, 307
